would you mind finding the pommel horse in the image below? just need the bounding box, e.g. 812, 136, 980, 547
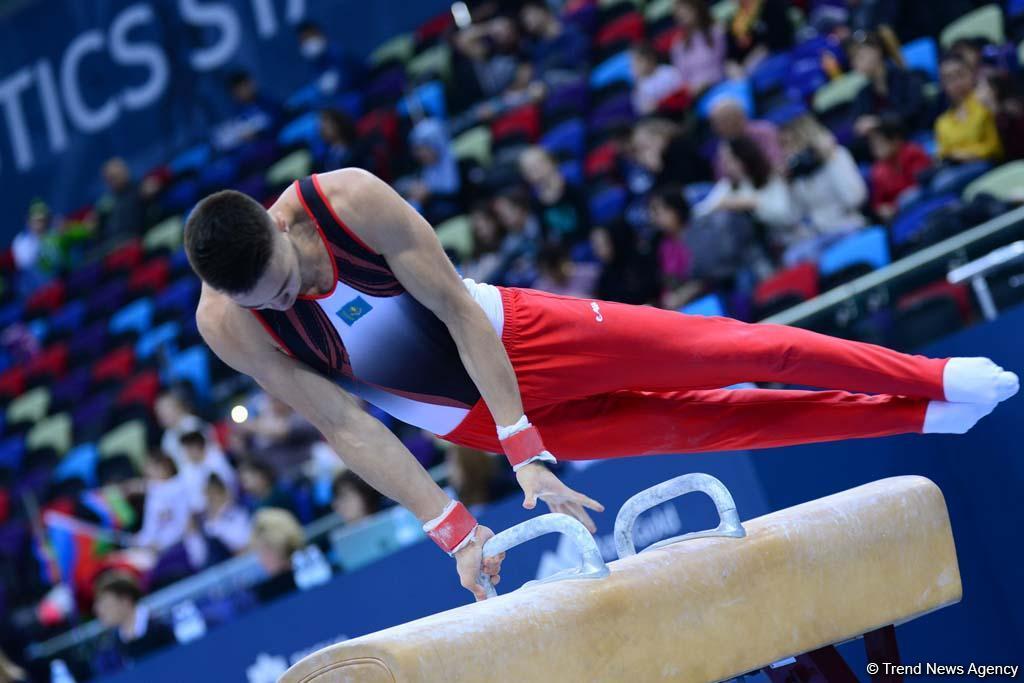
282, 475, 961, 683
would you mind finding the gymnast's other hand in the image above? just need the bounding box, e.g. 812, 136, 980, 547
454, 525, 504, 601
516, 463, 605, 533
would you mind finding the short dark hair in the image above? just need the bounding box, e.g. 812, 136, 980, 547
206, 472, 228, 494
873, 114, 907, 141
179, 430, 206, 449
95, 571, 142, 603
185, 190, 274, 294
651, 185, 691, 223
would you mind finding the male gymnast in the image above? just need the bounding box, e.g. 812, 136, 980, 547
186, 169, 1018, 600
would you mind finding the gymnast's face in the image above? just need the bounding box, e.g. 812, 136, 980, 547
232, 220, 305, 311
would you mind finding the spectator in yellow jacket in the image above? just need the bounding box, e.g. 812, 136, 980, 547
935, 55, 1002, 163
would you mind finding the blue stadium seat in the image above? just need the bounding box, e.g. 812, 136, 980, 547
155, 277, 201, 317
0, 303, 23, 330
819, 226, 890, 279
901, 37, 939, 80
285, 82, 325, 112
333, 91, 364, 119
560, 159, 583, 187
27, 319, 48, 344
49, 300, 86, 337
681, 294, 726, 317
169, 144, 211, 176
136, 321, 182, 361
398, 80, 446, 120
891, 194, 959, 248
1010, 0, 1024, 17
0, 436, 24, 471
697, 79, 754, 119
541, 119, 587, 160
163, 346, 212, 402
198, 157, 241, 191
750, 52, 793, 94
55, 443, 99, 488
590, 51, 633, 90
589, 186, 628, 224
277, 111, 322, 147
110, 298, 154, 337
163, 179, 200, 213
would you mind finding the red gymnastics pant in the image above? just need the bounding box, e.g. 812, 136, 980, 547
442, 287, 950, 459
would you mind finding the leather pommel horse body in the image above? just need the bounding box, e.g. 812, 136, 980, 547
282, 476, 961, 683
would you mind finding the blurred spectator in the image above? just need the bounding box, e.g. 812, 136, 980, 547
316, 109, 361, 172
648, 186, 698, 308
710, 98, 784, 178
725, 0, 794, 76
451, 15, 521, 112
405, 119, 462, 224
630, 44, 686, 116
630, 119, 711, 190
532, 246, 599, 297
779, 114, 868, 256
330, 470, 382, 524
461, 202, 507, 284
156, 387, 216, 469
848, 30, 926, 140
670, 0, 727, 95
925, 55, 1002, 196
658, 179, 767, 302
445, 446, 501, 510
233, 394, 320, 477
491, 187, 542, 286
978, 73, 1024, 162
97, 158, 145, 239
518, 147, 589, 248
12, 200, 58, 298
296, 20, 361, 95
935, 55, 1002, 164
93, 572, 175, 662
178, 431, 236, 513
134, 452, 190, 554
697, 136, 794, 235
591, 222, 661, 305
518, 1, 589, 77
250, 508, 304, 602
201, 474, 252, 557
238, 459, 293, 512
867, 117, 932, 220
213, 71, 282, 151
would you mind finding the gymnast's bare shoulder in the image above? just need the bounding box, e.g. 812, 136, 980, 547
195, 284, 282, 376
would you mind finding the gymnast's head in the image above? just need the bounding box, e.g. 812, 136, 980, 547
185, 190, 318, 311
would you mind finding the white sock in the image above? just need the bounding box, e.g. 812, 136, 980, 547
943, 357, 1020, 404
923, 401, 997, 434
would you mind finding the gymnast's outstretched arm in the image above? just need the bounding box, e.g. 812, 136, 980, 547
196, 289, 505, 599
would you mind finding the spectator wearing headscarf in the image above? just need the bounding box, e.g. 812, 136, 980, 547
406, 119, 462, 224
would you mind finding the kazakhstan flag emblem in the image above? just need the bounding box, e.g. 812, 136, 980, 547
337, 296, 372, 326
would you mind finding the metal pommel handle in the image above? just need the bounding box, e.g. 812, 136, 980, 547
614, 473, 746, 559
477, 513, 609, 599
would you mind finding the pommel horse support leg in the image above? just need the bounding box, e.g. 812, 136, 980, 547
281, 475, 961, 683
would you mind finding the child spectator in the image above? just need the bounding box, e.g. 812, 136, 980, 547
178, 431, 237, 513
867, 117, 932, 220
532, 246, 599, 298
250, 508, 305, 602
134, 452, 190, 554
630, 43, 686, 116
202, 473, 252, 556
591, 222, 661, 305
238, 459, 293, 512
93, 572, 176, 663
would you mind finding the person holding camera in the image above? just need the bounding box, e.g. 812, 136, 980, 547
779, 113, 868, 265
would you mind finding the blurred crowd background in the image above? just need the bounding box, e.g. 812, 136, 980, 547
2, 0, 1024, 680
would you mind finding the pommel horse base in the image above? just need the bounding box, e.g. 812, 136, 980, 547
282, 475, 961, 683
